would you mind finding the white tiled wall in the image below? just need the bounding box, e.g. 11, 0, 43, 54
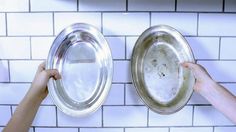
0, 0, 236, 132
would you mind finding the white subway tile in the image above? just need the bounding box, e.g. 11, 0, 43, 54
103, 13, 149, 35
80, 128, 123, 132
7, 13, 53, 36
0, 83, 52, 105
0, 60, 9, 82
0, 83, 30, 104
126, 128, 168, 132
79, 0, 126, 11
31, 37, 54, 59
0, 106, 11, 125
35, 128, 78, 132
177, 0, 222, 12
149, 106, 193, 126
129, 0, 175, 11
125, 84, 143, 105
113, 61, 132, 83
198, 61, 236, 82
225, 0, 236, 12
151, 13, 197, 36
0, 0, 29, 12
57, 108, 102, 127
220, 37, 236, 59
189, 84, 236, 105
33, 106, 56, 126
103, 106, 147, 127
12, 106, 56, 126
199, 14, 236, 36
170, 127, 213, 132
215, 127, 236, 132
104, 84, 124, 105
106, 37, 125, 59
0, 13, 6, 36
41, 96, 54, 105
188, 92, 209, 104
0, 37, 30, 59
29, 128, 34, 132
126, 37, 138, 59
31, 0, 77, 11
194, 106, 234, 126
9, 60, 43, 82
186, 37, 220, 59
220, 83, 236, 95
54, 13, 101, 35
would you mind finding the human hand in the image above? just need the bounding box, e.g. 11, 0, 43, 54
28, 62, 61, 100
181, 62, 216, 94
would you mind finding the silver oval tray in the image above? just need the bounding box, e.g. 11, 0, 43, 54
131, 25, 195, 114
47, 23, 113, 117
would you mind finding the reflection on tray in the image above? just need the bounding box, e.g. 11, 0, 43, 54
67, 59, 96, 63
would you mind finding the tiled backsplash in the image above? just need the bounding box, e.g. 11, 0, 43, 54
0, 0, 236, 132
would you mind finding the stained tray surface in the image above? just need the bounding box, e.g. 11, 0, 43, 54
131, 25, 195, 114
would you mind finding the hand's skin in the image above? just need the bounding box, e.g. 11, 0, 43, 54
182, 62, 236, 124
3, 62, 60, 132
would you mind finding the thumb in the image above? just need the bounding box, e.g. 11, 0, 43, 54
44, 69, 61, 80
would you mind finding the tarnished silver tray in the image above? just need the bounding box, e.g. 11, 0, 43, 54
46, 23, 113, 117
131, 25, 195, 114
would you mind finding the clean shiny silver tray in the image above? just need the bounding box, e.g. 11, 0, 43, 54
131, 25, 195, 114
47, 23, 113, 117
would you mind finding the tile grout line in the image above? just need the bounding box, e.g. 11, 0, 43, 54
222, 0, 225, 12
124, 84, 126, 105
125, 37, 127, 60
77, 0, 79, 12
2, 34, 236, 38
192, 106, 195, 126
219, 37, 221, 60
0, 104, 217, 106
7, 60, 11, 82
175, 0, 177, 11
149, 12, 151, 27
197, 13, 199, 36
1, 11, 236, 13
147, 108, 149, 127
10, 105, 13, 116
5, 13, 8, 36
101, 13, 103, 34
52, 12, 55, 36
2, 125, 235, 128
55, 107, 58, 127
126, 0, 128, 12
102, 105, 104, 127
29, 37, 32, 59
29, 0, 31, 12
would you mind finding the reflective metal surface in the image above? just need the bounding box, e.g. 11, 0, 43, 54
131, 25, 195, 114
47, 23, 113, 117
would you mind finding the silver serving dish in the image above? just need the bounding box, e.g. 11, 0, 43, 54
47, 23, 113, 117
131, 25, 195, 114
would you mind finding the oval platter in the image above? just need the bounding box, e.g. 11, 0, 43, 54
131, 25, 195, 114
47, 23, 113, 117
